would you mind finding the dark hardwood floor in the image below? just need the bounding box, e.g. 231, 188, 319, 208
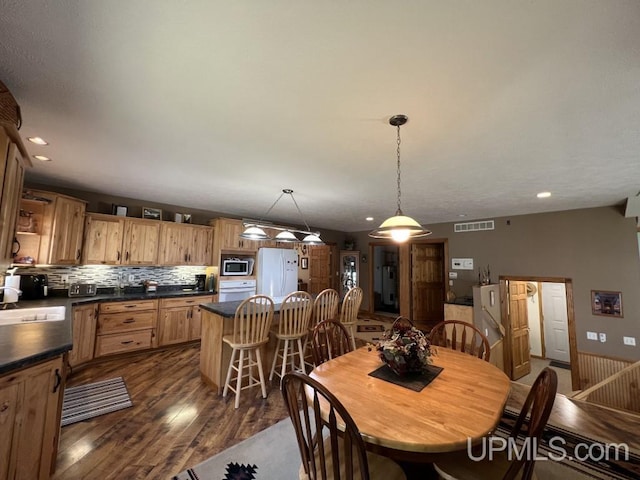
53, 344, 289, 479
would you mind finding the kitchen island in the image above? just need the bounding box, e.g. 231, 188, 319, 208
199, 300, 284, 394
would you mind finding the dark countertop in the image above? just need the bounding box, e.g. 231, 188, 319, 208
201, 299, 285, 318
0, 289, 217, 376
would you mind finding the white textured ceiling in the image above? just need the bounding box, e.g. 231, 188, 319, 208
1, 0, 639, 233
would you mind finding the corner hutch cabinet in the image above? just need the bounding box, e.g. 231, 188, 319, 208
17, 190, 87, 265
0, 124, 29, 268
0, 354, 66, 480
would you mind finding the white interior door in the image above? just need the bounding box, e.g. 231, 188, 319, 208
541, 282, 570, 363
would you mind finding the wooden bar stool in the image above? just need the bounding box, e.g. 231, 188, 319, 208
339, 286, 363, 350
222, 295, 274, 409
269, 291, 313, 385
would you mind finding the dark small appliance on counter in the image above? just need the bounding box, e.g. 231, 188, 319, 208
19, 274, 49, 300
195, 274, 206, 291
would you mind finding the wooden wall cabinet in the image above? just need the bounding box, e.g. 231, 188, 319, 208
69, 304, 98, 367
121, 218, 159, 265
211, 217, 258, 256
158, 223, 213, 266
95, 299, 158, 357
158, 296, 213, 345
0, 355, 65, 480
82, 213, 125, 265
0, 125, 29, 268
18, 190, 87, 265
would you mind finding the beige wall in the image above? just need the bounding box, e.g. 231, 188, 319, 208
352, 206, 640, 360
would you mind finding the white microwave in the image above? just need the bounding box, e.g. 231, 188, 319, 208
222, 258, 251, 276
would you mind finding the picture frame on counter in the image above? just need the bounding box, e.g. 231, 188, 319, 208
142, 207, 162, 220
182, 213, 192, 224
111, 204, 128, 217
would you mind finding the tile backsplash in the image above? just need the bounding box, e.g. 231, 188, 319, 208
14, 265, 207, 289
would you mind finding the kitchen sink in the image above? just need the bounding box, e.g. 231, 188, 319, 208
0, 306, 66, 326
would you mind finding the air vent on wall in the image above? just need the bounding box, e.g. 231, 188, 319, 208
454, 220, 495, 233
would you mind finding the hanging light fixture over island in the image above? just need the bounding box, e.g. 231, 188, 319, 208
240, 189, 324, 245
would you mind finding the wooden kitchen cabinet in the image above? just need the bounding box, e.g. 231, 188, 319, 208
0, 124, 29, 268
21, 190, 87, 265
0, 355, 65, 480
122, 218, 160, 265
95, 299, 158, 357
211, 217, 258, 253
82, 213, 125, 264
158, 295, 213, 345
158, 223, 213, 266
69, 304, 98, 368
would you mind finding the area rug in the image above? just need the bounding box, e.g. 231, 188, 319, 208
61, 377, 132, 427
549, 360, 571, 370
171, 418, 299, 480
173, 409, 638, 479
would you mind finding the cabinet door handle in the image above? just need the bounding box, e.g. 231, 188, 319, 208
123, 318, 135, 323
184, 253, 188, 262
121, 340, 134, 345
77, 249, 81, 260
117, 251, 121, 261
125, 251, 129, 261
53, 369, 62, 393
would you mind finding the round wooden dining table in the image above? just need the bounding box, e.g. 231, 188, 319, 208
308, 346, 511, 461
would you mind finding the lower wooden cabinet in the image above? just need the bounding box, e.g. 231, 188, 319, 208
69, 304, 98, 368
0, 355, 65, 480
158, 296, 213, 346
95, 300, 158, 357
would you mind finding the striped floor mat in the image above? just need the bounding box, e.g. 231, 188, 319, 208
61, 377, 132, 427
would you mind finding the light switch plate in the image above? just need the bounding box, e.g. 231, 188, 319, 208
586, 331, 597, 340
623, 336, 636, 346
451, 258, 474, 270
449, 271, 458, 279
599, 333, 607, 343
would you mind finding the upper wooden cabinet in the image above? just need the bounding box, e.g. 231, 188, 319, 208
82, 213, 125, 264
17, 190, 87, 265
0, 124, 29, 268
158, 223, 213, 266
122, 218, 160, 265
211, 217, 258, 252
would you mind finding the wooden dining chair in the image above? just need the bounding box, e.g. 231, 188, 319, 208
429, 320, 491, 362
304, 288, 340, 369
222, 295, 274, 409
339, 286, 363, 350
269, 291, 313, 385
311, 320, 353, 367
281, 371, 407, 480
433, 367, 558, 480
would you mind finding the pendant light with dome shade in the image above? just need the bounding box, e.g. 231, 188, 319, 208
240, 189, 324, 245
369, 114, 431, 243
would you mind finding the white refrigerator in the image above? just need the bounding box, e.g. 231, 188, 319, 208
256, 248, 298, 302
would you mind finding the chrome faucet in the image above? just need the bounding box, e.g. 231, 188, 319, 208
0, 286, 22, 309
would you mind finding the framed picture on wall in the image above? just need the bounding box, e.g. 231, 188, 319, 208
142, 207, 162, 220
591, 290, 623, 317
301, 257, 309, 269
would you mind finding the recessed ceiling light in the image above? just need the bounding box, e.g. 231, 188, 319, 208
365, 217, 374, 222
27, 136, 49, 145
536, 192, 551, 198
458, 214, 467, 217
33, 155, 51, 162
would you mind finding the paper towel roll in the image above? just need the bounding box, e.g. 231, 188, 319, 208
3, 275, 20, 303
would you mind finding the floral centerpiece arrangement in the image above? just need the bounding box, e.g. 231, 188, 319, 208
376, 317, 434, 376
